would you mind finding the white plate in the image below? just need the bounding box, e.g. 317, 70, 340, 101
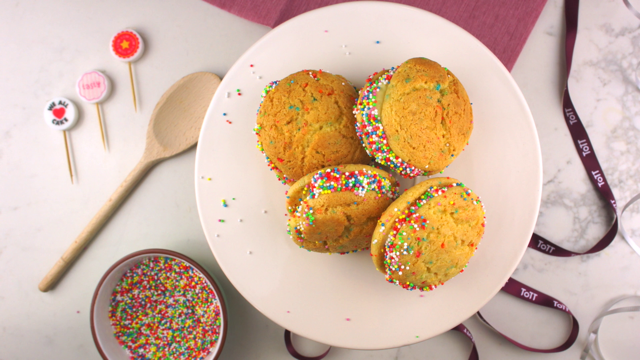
195, 1, 541, 350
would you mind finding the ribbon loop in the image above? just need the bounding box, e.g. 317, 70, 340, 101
619, 193, 640, 256
477, 277, 579, 353
284, 330, 331, 360
581, 296, 640, 360
527, 0, 640, 258
452, 324, 480, 360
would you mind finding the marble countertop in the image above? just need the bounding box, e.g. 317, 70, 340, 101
1, 0, 639, 359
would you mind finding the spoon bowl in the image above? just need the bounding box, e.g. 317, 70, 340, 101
147, 73, 221, 158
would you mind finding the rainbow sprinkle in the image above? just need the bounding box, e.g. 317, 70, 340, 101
254, 80, 295, 185
353, 66, 428, 178
382, 183, 485, 291
287, 167, 399, 253
109, 257, 221, 359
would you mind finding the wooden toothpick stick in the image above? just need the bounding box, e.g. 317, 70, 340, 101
129, 62, 137, 112
77, 70, 111, 152
63, 131, 73, 183
44, 97, 78, 184
96, 103, 106, 150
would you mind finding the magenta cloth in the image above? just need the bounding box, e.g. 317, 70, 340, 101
203, 0, 547, 71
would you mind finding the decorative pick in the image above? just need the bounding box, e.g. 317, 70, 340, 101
43, 97, 79, 183
76, 70, 111, 151
110, 29, 145, 112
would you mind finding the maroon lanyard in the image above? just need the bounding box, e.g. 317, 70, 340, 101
285, 280, 580, 360
462, 0, 586, 357
475, 278, 580, 354
448, 278, 579, 360
454, 0, 588, 357
529, 0, 619, 257
284, 0, 601, 358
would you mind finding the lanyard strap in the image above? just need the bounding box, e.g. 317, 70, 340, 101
529, 0, 620, 257
476, 277, 579, 353
284, 277, 579, 360
284, 325, 480, 360
452, 324, 479, 360
284, 329, 331, 360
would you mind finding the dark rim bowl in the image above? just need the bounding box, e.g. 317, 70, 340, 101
90, 249, 227, 360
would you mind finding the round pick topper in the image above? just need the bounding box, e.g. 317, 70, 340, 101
43, 97, 78, 131
77, 71, 111, 104
110, 29, 144, 62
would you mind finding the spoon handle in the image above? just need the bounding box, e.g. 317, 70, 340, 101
38, 156, 157, 292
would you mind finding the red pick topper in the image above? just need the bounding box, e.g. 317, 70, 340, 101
110, 29, 144, 62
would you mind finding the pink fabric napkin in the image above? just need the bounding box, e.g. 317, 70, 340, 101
203, 0, 547, 71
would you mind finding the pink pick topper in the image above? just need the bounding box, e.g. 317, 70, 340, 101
110, 29, 144, 62
76, 71, 111, 104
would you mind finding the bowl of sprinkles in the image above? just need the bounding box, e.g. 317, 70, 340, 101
90, 249, 227, 360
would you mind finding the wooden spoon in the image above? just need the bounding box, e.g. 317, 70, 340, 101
39, 72, 221, 292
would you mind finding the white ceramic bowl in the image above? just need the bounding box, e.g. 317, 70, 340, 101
90, 249, 227, 360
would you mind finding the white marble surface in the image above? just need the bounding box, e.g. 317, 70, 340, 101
1, 0, 639, 359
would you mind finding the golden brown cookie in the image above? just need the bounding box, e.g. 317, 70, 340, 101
354, 57, 473, 178
255, 70, 371, 185
370, 177, 485, 291
286, 164, 399, 254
